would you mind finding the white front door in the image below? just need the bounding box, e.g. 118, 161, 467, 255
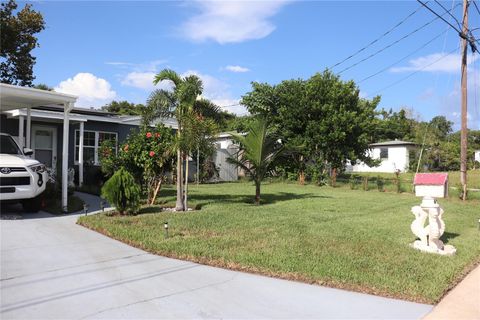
32, 125, 57, 171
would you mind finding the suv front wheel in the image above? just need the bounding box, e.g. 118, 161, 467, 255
22, 195, 43, 213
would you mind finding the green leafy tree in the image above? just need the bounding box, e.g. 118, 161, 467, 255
242, 71, 379, 184
375, 108, 416, 142
1, 0, 45, 86
101, 167, 141, 215
227, 117, 286, 205
225, 115, 256, 133
101, 100, 146, 115
33, 83, 53, 91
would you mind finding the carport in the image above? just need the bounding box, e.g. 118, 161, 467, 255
0, 83, 78, 212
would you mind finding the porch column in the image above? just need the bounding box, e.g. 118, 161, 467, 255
78, 122, 84, 187
62, 102, 74, 212
18, 115, 24, 149
26, 107, 31, 149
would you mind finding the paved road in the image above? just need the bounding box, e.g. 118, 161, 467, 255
1, 210, 433, 319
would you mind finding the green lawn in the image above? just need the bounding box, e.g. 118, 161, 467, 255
78, 182, 480, 304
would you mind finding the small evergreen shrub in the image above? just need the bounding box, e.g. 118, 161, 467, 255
101, 167, 141, 215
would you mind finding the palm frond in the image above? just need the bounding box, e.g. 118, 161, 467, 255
153, 69, 181, 87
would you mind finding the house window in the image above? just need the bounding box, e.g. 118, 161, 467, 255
380, 148, 389, 160
74, 130, 117, 165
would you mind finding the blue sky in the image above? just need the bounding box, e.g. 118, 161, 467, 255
27, 0, 480, 129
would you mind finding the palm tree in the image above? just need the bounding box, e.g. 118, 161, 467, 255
227, 117, 286, 205
146, 69, 203, 211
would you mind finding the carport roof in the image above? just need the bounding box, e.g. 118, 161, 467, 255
0, 83, 77, 111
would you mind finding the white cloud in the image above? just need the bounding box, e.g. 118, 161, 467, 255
390, 52, 477, 73
121, 71, 174, 91
106, 59, 167, 71
183, 70, 247, 115
211, 98, 248, 115
181, 1, 289, 44
121, 71, 156, 90
225, 65, 250, 73
54, 73, 116, 108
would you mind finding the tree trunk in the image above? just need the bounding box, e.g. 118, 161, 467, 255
331, 168, 337, 187
298, 170, 305, 185
175, 149, 184, 211
255, 181, 261, 205
298, 155, 305, 185
150, 177, 162, 205
184, 154, 189, 210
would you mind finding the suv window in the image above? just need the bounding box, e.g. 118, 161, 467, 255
0, 135, 22, 155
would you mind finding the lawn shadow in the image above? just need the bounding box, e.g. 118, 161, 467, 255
441, 231, 460, 244
193, 192, 332, 208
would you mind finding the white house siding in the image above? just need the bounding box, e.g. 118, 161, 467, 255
346, 145, 413, 173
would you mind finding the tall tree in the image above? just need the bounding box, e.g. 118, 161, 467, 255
33, 83, 53, 91
1, 0, 45, 86
227, 117, 286, 205
242, 71, 379, 183
102, 100, 145, 115
145, 69, 203, 211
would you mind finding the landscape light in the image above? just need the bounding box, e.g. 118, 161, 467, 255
83, 204, 89, 216
164, 221, 169, 239
100, 200, 105, 212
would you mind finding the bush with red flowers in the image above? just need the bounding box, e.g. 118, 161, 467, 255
100, 125, 175, 204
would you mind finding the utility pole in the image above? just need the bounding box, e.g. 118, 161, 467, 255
460, 0, 469, 201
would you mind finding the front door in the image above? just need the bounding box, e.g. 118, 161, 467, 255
32, 125, 57, 172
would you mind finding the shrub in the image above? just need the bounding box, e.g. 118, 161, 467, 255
100, 125, 175, 205
101, 167, 141, 215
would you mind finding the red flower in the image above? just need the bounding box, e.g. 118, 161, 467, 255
149, 151, 155, 157
146, 132, 152, 138
123, 144, 129, 152
155, 132, 160, 138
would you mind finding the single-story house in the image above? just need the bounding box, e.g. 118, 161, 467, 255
0, 83, 176, 210
345, 140, 417, 173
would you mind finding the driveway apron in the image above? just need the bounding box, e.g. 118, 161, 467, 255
1, 213, 433, 319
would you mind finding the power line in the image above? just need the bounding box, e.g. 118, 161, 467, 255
472, 0, 480, 16
434, 0, 462, 29
367, 46, 459, 97
337, 3, 461, 75
329, 3, 426, 70
358, 29, 448, 84
417, 0, 463, 34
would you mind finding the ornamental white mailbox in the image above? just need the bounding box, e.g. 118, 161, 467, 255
414, 173, 448, 198
410, 172, 456, 256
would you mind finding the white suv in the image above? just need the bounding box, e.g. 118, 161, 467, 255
0, 133, 48, 211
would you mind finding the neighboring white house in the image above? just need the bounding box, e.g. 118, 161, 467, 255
345, 140, 416, 173
475, 150, 480, 163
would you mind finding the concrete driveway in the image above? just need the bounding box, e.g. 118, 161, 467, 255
1, 212, 433, 319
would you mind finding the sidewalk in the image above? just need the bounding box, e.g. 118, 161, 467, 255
423, 265, 480, 320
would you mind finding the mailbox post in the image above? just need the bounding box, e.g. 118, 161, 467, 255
410, 173, 456, 255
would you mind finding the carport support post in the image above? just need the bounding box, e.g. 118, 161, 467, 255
78, 122, 84, 187
62, 102, 73, 213
18, 115, 24, 148
26, 107, 31, 149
